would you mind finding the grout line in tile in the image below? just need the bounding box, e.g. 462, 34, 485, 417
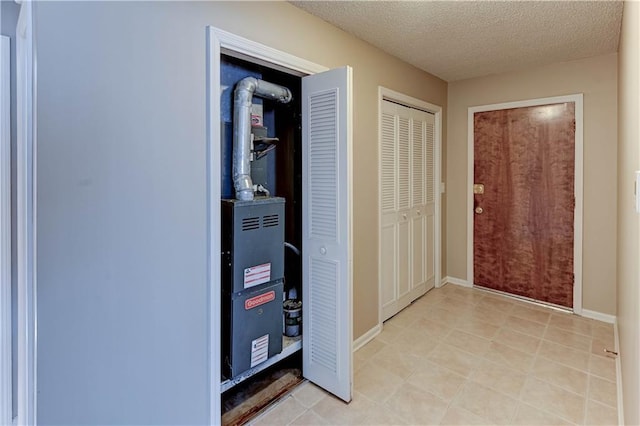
582, 368, 592, 426
540, 333, 591, 356
521, 376, 585, 425
285, 407, 308, 426
515, 318, 547, 402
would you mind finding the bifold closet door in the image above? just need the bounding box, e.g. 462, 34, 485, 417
380, 101, 435, 321
302, 66, 353, 403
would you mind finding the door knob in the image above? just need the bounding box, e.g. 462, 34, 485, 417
319, 247, 327, 255
475, 206, 484, 214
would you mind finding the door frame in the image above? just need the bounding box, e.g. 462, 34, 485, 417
1, 34, 11, 426
15, 0, 37, 424
466, 94, 584, 313
377, 87, 442, 325
207, 26, 349, 423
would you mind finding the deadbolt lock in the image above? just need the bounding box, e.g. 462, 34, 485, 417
473, 184, 485, 194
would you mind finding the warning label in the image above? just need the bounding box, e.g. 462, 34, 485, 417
245, 291, 275, 310
243, 263, 271, 289
250, 334, 269, 368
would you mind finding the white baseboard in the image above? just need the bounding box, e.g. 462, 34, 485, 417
352, 323, 382, 352
614, 319, 624, 426
581, 309, 616, 324
442, 276, 471, 288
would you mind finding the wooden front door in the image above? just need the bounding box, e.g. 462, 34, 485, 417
473, 103, 575, 307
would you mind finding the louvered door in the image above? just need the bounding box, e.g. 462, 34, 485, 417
381, 101, 435, 321
301, 66, 352, 402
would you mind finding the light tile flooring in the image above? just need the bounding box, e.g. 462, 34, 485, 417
251, 284, 619, 425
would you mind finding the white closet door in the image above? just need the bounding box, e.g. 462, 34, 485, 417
381, 101, 435, 321
396, 114, 411, 301
411, 115, 427, 292
424, 118, 436, 286
302, 66, 352, 403
380, 110, 397, 313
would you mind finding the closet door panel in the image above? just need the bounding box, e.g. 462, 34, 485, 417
424, 116, 436, 288
426, 206, 435, 287
411, 211, 426, 289
380, 223, 397, 310
397, 115, 411, 211
397, 217, 411, 299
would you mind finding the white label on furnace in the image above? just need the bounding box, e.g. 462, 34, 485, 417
244, 263, 271, 289
250, 334, 269, 368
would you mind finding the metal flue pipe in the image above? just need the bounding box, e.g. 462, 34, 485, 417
233, 77, 292, 201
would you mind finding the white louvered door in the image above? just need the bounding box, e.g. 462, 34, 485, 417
381, 101, 435, 321
301, 66, 352, 402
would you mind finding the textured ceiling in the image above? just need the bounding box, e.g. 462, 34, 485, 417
290, 1, 623, 82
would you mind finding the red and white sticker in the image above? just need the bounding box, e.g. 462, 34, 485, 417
245, 290, 275, 310
243, 263, 271, 288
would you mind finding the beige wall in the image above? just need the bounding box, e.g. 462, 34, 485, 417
617, 2, 640, 424
447, 54, 618, 315
205, 2, 448, 338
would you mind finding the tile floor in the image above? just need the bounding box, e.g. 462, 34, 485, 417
251, 284, 619, 425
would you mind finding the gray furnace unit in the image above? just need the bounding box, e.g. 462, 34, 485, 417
221, 76, 292, 379
221, 197, 285, 379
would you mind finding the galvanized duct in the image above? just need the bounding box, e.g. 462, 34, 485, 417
233, 77, 292, 201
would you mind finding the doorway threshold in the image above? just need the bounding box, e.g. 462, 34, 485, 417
473, 285, 573, 314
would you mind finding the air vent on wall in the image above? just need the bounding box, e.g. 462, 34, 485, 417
242, 217, 260, 231
263, 214, 279, 228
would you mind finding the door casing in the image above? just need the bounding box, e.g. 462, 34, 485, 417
1, 34, 12, 426
15, 2, 37, 424
466, 94, 584, 313
207, 26, 353, 422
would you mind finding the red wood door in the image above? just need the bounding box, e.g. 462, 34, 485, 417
473, 103, 575, 307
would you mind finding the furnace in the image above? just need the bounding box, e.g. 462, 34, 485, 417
221, 197, 285, 378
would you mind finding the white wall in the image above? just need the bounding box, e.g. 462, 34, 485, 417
35, 3, 211, 424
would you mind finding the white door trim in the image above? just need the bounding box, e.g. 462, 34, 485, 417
466, 94, 584, 314
206, 26, 331, 424
1, 34, 12, 426
377, 87, 442, 325
15, 1, 37, 424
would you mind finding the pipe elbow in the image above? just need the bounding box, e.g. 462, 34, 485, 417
231, 77, 292, 201
235, 77, 258, 93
